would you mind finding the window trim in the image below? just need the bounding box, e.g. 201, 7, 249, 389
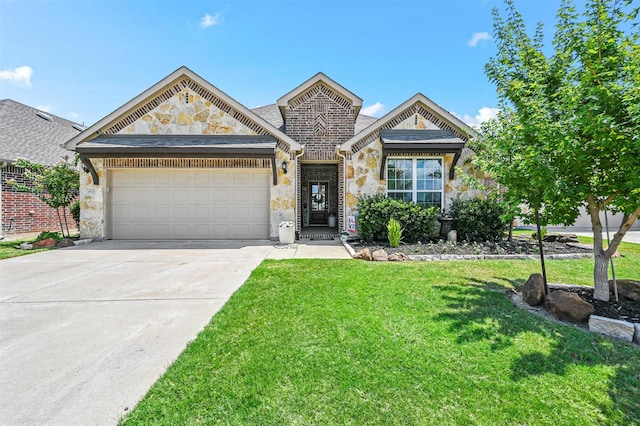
386, 156, 444, 210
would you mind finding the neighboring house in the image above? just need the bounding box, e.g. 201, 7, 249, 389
0, 99, 83, 237
64, 66, 486, 240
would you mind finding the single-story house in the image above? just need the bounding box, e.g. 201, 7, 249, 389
64, 66, 486, 240
0, 99, 83, 237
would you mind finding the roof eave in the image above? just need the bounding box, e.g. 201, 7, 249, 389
339, 93, 477, 153
65, 66, 301, 152
276, 72, 363, 120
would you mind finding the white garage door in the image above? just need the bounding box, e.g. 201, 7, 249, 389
109, 169, 269, 239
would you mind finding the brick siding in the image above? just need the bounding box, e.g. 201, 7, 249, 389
2, 166, 76, 235
283, 84, 356, 161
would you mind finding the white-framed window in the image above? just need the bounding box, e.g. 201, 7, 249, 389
386, 157, 443, 209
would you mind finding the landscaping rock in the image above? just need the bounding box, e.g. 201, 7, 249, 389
372, 249, 389, 262
56, 238, 76, 248
32, 238, 57, 248
611, 279, 640, 302
354, 248, 372, 261
588, 315, 635, 342
19, 243, 33, 250
522, 273, 546, 306
557, 234, 579, 243
447, 230, 457, 243
567, 242, 593, 251
388, 252, 408, 262
545, 290, 594, 323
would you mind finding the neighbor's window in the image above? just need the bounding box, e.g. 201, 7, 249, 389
387, 158, 443, 208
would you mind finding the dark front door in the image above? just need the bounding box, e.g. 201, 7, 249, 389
309, 182, 328, 225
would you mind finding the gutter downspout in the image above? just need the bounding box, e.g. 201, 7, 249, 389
294, 145, 305, 236
335, 145, 347, 232
0, 161, 9, 240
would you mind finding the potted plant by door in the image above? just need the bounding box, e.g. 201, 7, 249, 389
278, 221, 295, 244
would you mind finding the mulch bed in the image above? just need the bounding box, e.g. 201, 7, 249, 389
558, 286, 640, 323
350, 235, 591, 256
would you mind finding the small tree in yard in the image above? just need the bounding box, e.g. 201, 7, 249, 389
9, 158, 80, 238
476, 0, 640, 301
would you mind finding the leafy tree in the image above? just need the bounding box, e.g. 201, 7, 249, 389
9, 157, 80, 238
475, 0, 640, 301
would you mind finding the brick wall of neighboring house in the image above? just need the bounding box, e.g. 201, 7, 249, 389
1, 166, 76, 235
283, 84, 356, 161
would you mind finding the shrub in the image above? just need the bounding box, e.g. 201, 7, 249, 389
35, 231, 62, 242
387, 218, 403, 247
357, 194, 439, 243
71, 200, 80, 227
449, 198, 508, 242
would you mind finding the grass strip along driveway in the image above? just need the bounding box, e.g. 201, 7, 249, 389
121, 244, 640, 425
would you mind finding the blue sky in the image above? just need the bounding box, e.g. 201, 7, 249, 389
0, 0, 560, 127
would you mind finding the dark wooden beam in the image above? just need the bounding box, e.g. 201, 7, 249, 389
79, 155, 99, 185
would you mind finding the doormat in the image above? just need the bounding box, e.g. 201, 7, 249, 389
298, 233, 338, 241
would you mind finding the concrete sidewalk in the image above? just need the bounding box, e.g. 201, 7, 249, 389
266, 239, 352, 259
574, 231, 640, 244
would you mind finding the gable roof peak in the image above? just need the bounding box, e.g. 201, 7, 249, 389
339, 92, 477, 154
63, 65, 300, 152
276, 72, 363, 118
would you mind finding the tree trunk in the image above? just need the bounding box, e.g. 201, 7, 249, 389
55, 207, 65, 237
593, 252, 610, 301
534, 207, 548, 294
62, 206, 71, 238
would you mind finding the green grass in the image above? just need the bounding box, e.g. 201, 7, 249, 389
0, 238, 52, 260
121, 255, 640, 425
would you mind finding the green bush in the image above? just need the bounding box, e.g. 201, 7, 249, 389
449, 198, 508, 242
387, 218, 403, 247
357, 194, 439, 243
35, 231, 62, 242
71, 199, 80, 227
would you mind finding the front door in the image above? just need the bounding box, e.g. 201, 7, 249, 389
309, 182, 328, 225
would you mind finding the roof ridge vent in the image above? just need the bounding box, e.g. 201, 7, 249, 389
36, 111, 54, 122
72, 124, 86, 131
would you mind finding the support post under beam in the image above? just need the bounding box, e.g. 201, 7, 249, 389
271, 155, 278, 185
449, 151, 462, 180
79, 155, 99, 185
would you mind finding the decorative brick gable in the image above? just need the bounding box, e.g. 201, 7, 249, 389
283, 84, 356, 161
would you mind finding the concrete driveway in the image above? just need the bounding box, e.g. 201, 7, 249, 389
0, 240, 279, 425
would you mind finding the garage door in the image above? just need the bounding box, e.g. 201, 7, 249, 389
109, 169, 269, 239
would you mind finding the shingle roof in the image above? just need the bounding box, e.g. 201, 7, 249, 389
251, 104, 378, 135
0, 99, 84, 165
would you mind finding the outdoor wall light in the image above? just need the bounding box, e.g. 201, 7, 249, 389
282, 160, 288, 174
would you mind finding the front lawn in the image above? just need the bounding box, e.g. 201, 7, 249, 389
0, 239, 52, 260
121, 255, 640, 425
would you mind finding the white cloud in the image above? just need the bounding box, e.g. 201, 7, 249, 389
0, 66, 33, 87
457, 107, 500, 128
36, 105, 52, 113
468, 32, 492, 47
199, 12, 223, 28
361, 102, 385, 117
68, 112, 79, 119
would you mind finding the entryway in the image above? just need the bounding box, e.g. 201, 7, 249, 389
300, 164, 338, 231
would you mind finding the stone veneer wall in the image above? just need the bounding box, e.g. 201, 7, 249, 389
78, 87, 296, 239
344, 114, 486, 231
